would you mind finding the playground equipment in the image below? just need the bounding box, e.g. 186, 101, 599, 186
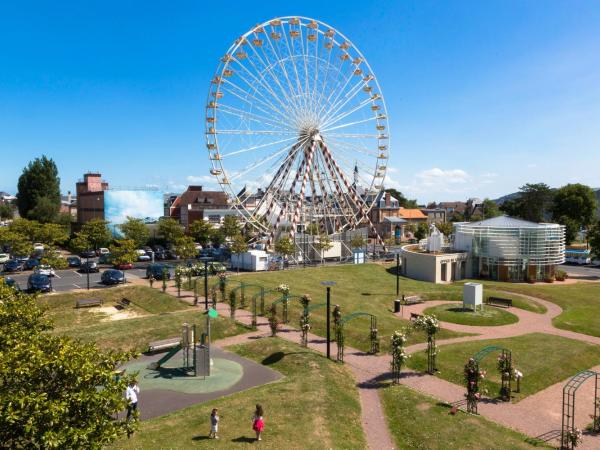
148, 315, 214, 377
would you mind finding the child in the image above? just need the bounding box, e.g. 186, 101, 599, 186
209, 408, 219, 439
252, 404, 264, 441
125, 381, 140, 421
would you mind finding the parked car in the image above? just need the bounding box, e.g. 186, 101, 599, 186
208, 261, 227, 274
146, 263, 172, 280
164, 249, 179, 260
79, 261, 99, 273
142, 246, 153, 254
3, 259, 24, 273
114, 262, 133, 270
27, 273, 52, 293
0, 253, 10, 264
97, 248, 110, 256
67, 256, 82, 267
23, 258, 41, 270
2, 276, 20, 290
79, 249, 96, 258
101, 269, 125, 285
136, 249, 151, 262
35, 265, 56, 277
33, 243, 45, 251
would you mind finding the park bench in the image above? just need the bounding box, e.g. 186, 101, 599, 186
116, 297, 131, 309
486, 297, 512, 308
75, 298, 103, 308
410, 312, 423, 321
147, 337, 180, 354
403, 295, 423, 305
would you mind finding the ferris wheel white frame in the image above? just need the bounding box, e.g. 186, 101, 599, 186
205, 16, 390, 246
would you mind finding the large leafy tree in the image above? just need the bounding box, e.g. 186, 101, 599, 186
9, 218, 41, 243
0, 203, 15, 220
210, 228, 225, 248
414, 222, 429, 241
174, 236, 197, 262
188, 220, 213, 246
80, 219, 112, 250
36, 223, 69, 246
274, 236, 294, 258
119, 217, 149, 248
481, 198, 501, 219
0, 280, 137, 448
108, 239, 138, 266
552, 183, 598, 244
500, 183, 553, 222
0, 229, 31, 256
158, 217, 184, 245
16, 156, 61, 222
589, 220, 600, 261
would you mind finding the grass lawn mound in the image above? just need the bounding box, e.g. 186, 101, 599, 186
423, 302, 519, 326
111, 338, 367, 449
408, 333, 600, 401
381, 384, 550, 449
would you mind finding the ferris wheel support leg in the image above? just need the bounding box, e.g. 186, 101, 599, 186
259, 144, 301, 222
320, 143, 387, 252
289, 140, 317, 240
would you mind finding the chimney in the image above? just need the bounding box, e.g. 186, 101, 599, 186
385, 192, 391, 207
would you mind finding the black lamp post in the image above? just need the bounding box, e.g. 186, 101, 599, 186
86, 250, 90, 290
321, 281, 336, 359
396, 252, 400, 297
199, 256, 212, 309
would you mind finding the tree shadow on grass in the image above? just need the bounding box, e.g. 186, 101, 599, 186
261, 351, 309, 366
357, 372, 394, 389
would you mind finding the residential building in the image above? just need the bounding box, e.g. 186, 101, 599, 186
369, 191, 428, 240
166, 185, 229, 230
76, 173, 108, 223
60, 191, 77, 217
420, 208, 447, 224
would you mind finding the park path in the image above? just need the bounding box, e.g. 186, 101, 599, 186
137, 278, 600, 449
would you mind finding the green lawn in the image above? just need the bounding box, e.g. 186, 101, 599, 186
230, 264, 472, 352
111, 338, 367, 449
41, 285, 191, 329
481, 281, 600, 337
407, 333, 600, 400
381, 384, 549, 449
423, 303, 519, 326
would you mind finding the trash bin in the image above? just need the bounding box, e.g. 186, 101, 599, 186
394, 299, 401, 313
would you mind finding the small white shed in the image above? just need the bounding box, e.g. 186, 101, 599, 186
230, 250, 269, 272
463, 282, 483, 311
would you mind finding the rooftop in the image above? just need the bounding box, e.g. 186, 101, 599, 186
460, 215, 560, 229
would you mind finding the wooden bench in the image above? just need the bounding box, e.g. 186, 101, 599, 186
75, 298, 103, 308
410, 312, 423, 321
486, 297, 512, 308
116, 297, 131, 309
403, 295, 423, 305
147, 337, 180, 354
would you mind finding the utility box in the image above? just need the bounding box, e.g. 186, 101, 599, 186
230, 250, 269, 271
353, 250, 365, 264
463, 282, 483, 311
195, 345, 210, 377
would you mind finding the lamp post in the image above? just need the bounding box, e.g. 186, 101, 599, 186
86, 250, 90, 290
321, 281, 336, 359
199, 257, 212, 309
396, 252, 400, 297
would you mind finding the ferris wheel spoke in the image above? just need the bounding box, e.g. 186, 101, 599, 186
317, 57, 353, 117
325, 137, 381, 159
218, 104, 293, 132
320, 78, 369, 127
280, 25, 309, 115
218, 129, 297, 136
321, 96, 373, 130
321, 116, 377, 133
219, 135, 299, 158
220, 79, 289, 123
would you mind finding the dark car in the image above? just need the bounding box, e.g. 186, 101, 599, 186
3, 259, 24, 273
164, 249, 179, 260
101, 269, 125, 285
23, 258, 41, 270
98, 254, 113, 265
79, 249, 96, 258
27, 273, 52, 293
67, 256, 82, 267
153, 249, 166, 260
2, 276, 20, 290
152, 244, 165, 253
79, 261, 99, 273
146, 263, 172, 280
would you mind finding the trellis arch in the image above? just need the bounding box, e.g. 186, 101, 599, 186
561, 370, 600, 449
336, 312, 379, 363
271, 294, 305, 324
473, 345, 513, 402
231, 282, 263, 308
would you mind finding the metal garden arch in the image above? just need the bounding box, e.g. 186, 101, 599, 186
561, 370, 600, 450
336, 312, 379, 363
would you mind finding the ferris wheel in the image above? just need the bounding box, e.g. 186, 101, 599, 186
205, 16, 389, 243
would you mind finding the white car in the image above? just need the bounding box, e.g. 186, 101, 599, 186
98, 248, 110, 256
0, 253, 10, 264
137, 249, 151, 262
33, 243, 45, 251
35, 265, 56, 277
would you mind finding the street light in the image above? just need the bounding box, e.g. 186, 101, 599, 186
321, 281, 336, 359
198, 256, 212, 309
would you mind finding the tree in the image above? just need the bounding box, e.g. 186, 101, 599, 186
0, 229, 31, 256
16, 156, 61, 222
481, 198, 501, 219
313, 234, 333, 264
174, 236, 197, 262
350, 234, 366, 249
274, 237, 295, 268
589, 220, 600, 261
436, 221, 454, 236
0, 280, 137, 448
230, 234, 249, 272
306, 223, 320, 235
80, 219, 112, 250
158, 217, 184, 245
70, 231, 91, 254
119, 217, 149, 248
9, 218, 41, 242
552, 184, 598, 244
500, 183, 553, 222
0, 203, 15, 220
108, 239, 138, 266
414, 222, 429, 241
36, 223, 69, 246
41, 246, 68, 270
210, 228, 225, 248
221, 215, 240, 239
189, 220, 213, 246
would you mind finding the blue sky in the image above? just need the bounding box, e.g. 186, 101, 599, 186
1, 0, 599, 203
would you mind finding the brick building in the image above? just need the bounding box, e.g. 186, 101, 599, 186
166, 186, 229, 230
76, 173, 108, 224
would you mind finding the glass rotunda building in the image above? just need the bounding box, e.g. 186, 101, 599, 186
453, 216, 565, 282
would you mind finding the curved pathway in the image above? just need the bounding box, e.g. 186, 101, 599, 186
141, 279, 600, 449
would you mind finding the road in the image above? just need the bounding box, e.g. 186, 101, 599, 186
559, 263, 600, 280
